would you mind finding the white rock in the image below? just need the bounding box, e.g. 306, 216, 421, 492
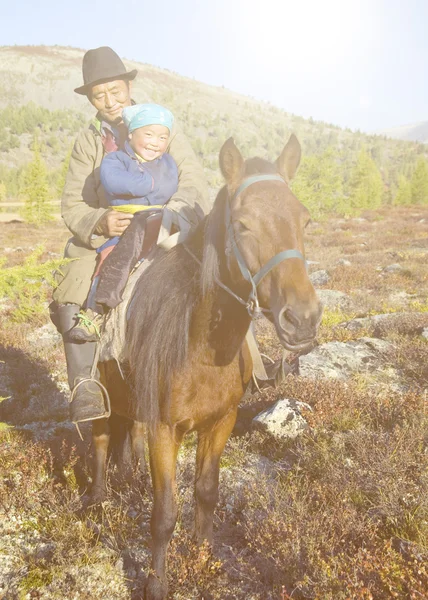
298, 337, 394, 381
383, 263, 403, 274
252, 398, 308, 440
336, 258, 352, 267
310, 270, 330, 286
26, 322, 61, 347
317, 289, 352, 310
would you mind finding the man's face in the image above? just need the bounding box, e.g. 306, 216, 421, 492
129, 125, 170, 161
88, 79, 132, 124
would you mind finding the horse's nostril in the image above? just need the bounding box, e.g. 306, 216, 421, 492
280, 306, 301, 329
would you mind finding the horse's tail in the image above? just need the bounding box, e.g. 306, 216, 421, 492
126, 246, 199, 432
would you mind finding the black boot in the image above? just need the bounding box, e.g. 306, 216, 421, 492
54, 303, 109, 423
253, 354, 293, 391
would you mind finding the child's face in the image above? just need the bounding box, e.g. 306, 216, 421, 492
129, 124, 170, 161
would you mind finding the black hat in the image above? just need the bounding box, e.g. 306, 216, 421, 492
74, 46, 137, 95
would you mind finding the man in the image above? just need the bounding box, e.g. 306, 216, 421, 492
51, 47, 210, 424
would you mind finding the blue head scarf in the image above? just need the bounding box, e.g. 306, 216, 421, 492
122, 103, 174, 133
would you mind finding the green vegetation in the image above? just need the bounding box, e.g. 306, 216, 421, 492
0, 50, 428, 221
348, 148, 384, 213
411, 157, 428, 204
0, 245, 68, 323
0, 102, 85, 204
21, 136, 53, 223
292, 147, 344, 219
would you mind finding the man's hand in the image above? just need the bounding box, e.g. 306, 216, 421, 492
95, 210, 134, 237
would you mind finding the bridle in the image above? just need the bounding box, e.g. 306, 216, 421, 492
186, 174, 307, 318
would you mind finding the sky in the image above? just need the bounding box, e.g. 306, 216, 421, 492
1, 0, 427, 133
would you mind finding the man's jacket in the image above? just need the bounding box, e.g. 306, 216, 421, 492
53, 116, 210, 306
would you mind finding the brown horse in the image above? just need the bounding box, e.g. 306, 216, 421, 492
93, 134, 322, 600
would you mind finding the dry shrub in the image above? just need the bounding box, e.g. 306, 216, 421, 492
167, 535, 224, 599
240, 378, 428, 599
371, 312, 428, 338
389, 334, 428, 388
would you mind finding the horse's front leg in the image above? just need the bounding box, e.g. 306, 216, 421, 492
90, 417, 110, 504
145, 423, 182, 600
195, 407, 237, 544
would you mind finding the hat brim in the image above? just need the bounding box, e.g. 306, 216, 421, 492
74, 69, 138, 95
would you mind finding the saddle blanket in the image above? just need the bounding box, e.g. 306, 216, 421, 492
98, 257, 154, 364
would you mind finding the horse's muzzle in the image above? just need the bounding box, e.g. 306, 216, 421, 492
274, 302, 323, 352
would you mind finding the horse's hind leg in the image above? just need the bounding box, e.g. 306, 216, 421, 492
91, 417, 110, 504
130, 420, 146, 477
145, 423, 182, 600
195, 407, 238, 545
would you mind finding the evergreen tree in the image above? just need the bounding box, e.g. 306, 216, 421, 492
292, 147, 344, 219
21, 136, 53, 224
348, 148, 383, 214
411, 158, 428, 204
55, 145, 73, 199
393, 174, 412, 205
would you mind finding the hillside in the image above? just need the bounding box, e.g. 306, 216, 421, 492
0, 45, 427, 215
379, 121, 428, 144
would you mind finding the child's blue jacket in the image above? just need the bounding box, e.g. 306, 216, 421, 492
100, 141, 178, 208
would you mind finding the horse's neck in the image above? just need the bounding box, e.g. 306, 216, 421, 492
187, 209, 251, 365
191, 288, 251, 367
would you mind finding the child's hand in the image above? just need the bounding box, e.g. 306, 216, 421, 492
96, 210, 134, 237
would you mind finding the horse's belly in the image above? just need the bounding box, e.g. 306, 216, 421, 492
169, 347, 252, 430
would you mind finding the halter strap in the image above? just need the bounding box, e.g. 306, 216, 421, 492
232, 174, 286, 201
225, 174, 307, 317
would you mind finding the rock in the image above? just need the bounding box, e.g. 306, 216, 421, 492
298, 337, 394, 382
26, 322, 62, 347
384, 263, 403, 274
352, 217, 367, 223
310, 269, 330, 286
0, 297, 12, 313
317, 289, 353, 310
336, 258, 351, 267
342, 312, 428, 336
422, 328, 428, 340
252, 398, 309, 440
388, 291, 416, 306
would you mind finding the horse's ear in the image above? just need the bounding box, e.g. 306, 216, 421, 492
219, 137, 244, 187
275, 134, 301, 183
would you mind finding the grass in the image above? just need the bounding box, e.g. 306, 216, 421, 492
0, 205, 427, 599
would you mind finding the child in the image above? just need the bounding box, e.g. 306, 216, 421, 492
69, 103, 178, 342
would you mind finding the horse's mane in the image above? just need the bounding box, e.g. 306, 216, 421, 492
126, 194, 226, 428
126, 157, 275, 429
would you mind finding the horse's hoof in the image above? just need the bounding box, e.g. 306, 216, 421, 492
87, 486, 107, 507
144, 574, 168, 600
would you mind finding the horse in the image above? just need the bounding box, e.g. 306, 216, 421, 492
92, 134, 322, 600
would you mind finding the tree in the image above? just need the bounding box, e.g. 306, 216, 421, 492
21, 136, 53, 224
292, 147, 344, 219
348, 148, 383, 214
411, 158, 428, 204
55, 145, 73, 199
0, 181, 6, 202
393, 174, 412, 206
